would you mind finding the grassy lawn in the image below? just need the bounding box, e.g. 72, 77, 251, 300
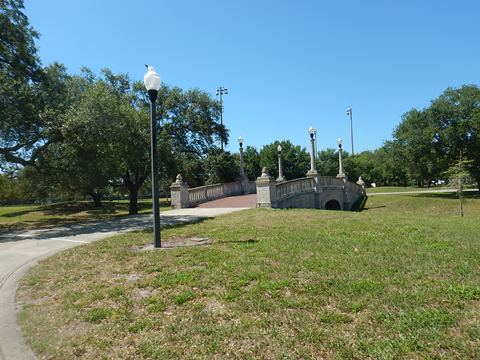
17, 193, 480, 359
366, 186, 443, 194
0, 199, 171, 232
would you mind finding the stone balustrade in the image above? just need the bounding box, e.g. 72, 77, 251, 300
171, 175, 256, 208
276, 177, 314, 200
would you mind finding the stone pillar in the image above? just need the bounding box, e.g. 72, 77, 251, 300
170, 174, 190, 209
276, 146, 285, 182
256, 167, 277, 208
357, 176, 366, 192
307, 131, 318, 176
337, 145, 346, 178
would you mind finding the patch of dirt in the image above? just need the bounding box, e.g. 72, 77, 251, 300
134, 237, 211, 252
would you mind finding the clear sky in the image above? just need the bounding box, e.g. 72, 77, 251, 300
24, 0, 480, 154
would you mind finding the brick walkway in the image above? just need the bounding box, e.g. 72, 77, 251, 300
197, 194, 257, 208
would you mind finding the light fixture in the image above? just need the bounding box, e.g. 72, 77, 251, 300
144, 66, 161, 92
238, 135, 244, 145
144, 65, 162, 248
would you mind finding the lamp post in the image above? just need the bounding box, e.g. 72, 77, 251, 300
307, 126, 318, 176
277, 144, 285, 182
216, 86, 228, 151
337, 138, 345, 178
144, 66, 162, 248
346, 108, 354, 155
238, 135, 245, 178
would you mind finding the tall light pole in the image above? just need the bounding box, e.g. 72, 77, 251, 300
277, 144, 285, 182
337, 138, 345, 178
216, 86, 228, 151
144, 66, 162, 248
238, 135, 245, 178
307, 126, 318, 176
346, 108, 354, 155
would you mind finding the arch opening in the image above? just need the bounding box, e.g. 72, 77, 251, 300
325, 199, 341, 210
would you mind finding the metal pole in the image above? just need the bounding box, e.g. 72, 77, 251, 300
149, 90, 161, 248
239, 143, 245, 177
349, 109, 354, 155
219, 91, 223, 151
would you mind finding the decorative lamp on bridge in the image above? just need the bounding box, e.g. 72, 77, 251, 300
276, 144, 285, 182
337, 137, 346, 178
307, 126, 318, 176
238, 135, 245, 178
144, 66, 162, 248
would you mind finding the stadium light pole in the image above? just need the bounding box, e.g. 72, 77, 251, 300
346, 108, 354, 155
144, 66, 162, 248
216, 86, 228, 150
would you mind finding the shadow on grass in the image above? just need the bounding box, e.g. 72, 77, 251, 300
0, 200, 167, 218
363, 205, 387, 211
409, 192, 479, 200
217, 238, 259, 244
0, 214, 205, 243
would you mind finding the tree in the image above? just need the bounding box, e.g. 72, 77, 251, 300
429, 85, 480, 187
392, 85, 480, 188
259, 141, 309, 180
316, 148, 342, 177
243, 145, 261, 180
394, 109, 443, 187
443, 155, 473, 217
0, 1, 65, 167
203, 150, 239, 184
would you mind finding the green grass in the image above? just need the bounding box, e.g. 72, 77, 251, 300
366, 186, 443, 194
0, 199, 171, 232
17, 193, 480, 359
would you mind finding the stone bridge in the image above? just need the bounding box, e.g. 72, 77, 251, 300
170, 170, 367, 211
255, 168, 367, 211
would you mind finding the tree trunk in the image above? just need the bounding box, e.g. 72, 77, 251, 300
90, 192, 102, 208
128, 186, 139, 215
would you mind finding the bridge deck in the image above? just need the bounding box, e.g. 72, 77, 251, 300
197, 194, 257, 209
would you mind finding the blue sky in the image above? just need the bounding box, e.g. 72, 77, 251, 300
25, 0, 480, 154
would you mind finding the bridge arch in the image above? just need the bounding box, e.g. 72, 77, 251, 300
325, 199, 341, 210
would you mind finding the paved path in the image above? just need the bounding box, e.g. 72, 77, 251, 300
0, 207, 249, 360
198, 194, 257, 208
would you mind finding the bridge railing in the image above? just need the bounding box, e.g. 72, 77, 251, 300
255, 167, 367, 210
276, 177, 314, 200
171, 175, 256, 208
188, 182, 244, 206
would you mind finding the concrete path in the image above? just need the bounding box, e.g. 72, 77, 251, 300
0, 207, 249, 360
198, 194, 257, 208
